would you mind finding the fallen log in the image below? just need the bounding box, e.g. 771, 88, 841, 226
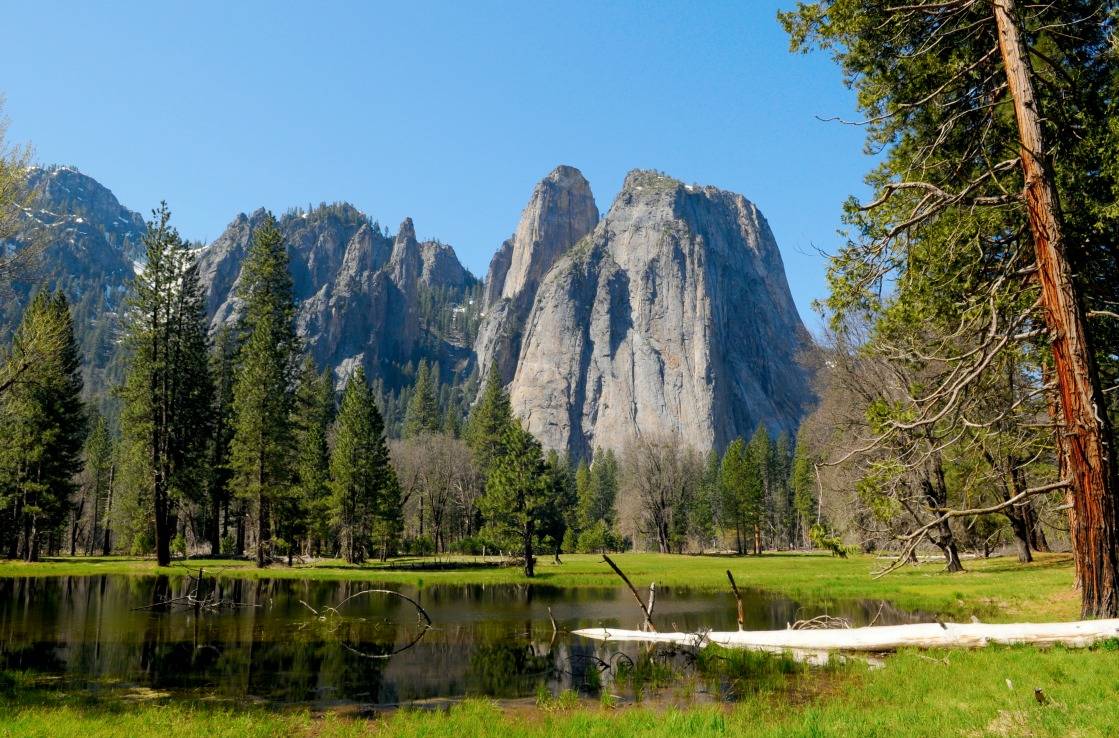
572, 619, 1119, 655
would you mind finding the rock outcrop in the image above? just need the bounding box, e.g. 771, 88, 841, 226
199, 206, 479, 387
3, 166, 147, 396
7, 163, 814, 453
475, 165, 599, 384
507, 170, 812, 457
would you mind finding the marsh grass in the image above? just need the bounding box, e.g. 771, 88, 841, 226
2, 642, 1118, 737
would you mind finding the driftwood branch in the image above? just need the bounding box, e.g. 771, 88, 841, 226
303, 588, 434, 659
603, 554, 656, 632
726, 570, 745, 631
573, 618, 1119, 657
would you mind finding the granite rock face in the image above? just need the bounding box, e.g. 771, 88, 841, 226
198, 206, 478, 387
475, 165, 599, 384
2, 166, 148, 396
507, 170, 812, 458
9, 163, 813, 453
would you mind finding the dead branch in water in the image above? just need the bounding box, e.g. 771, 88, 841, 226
726, 570, 745, 631
602, 555, 656, 632
299, 588, 434, 659
790, 615, 852, 631
131, 568, 259, 612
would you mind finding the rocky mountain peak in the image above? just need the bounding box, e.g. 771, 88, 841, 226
396, 216, 417, 245
23, 165, 147, 262
508, 171, 812, 458
500, 164, 599, 302
475, 165, 600, 384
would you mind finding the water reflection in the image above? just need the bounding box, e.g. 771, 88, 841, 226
0, 575, 919, 706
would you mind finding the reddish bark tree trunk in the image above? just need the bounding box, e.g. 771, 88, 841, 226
994, 0, 1119, 617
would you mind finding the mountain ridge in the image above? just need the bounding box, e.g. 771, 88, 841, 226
4, 163, 813, 453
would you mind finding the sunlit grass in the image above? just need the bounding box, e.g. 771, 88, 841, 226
2, 643, 1117, 737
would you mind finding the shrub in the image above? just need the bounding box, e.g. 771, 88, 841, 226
809, 524, 851, 558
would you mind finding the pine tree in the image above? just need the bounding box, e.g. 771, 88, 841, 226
403, 360, 440, 438
540, 450, 577, 562
791, 426, 817, 549
203, 325, 236, 555
0, 291, 87, 560
82, 410, 113, 556
721, 437, 762, 555
230, 214, 300, 567
329, 367, 398, 562
293, 358, 334, 557
119, 204, 212, 566
771, 432, 793, 548
567, 460, 591, 549
479, 420, 550, 577
745, 425, 770, 554
692, 449, 722, 549
782, 0, 1119, 615
464, 370, 513, 474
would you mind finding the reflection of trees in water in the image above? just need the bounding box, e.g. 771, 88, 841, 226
0, 575, 924, 704
465, 638, 553, 698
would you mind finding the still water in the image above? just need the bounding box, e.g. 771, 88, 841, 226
0, 574, 918, 706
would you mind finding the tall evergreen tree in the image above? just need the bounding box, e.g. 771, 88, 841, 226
692, 448, 722, 548
464, 370, 514, 474
782, 0, 1119, 615
329, 367, 398, 563
230, 214, 300, 567
479, 420, 550, 577
721, 436, 763, 555
293, 358, 334, 557
203, 325, 236, 555
791, 426, 818, 548
403, 360, 440, 438
82, 410, 113, 556
0, 291, 87, 559
540, 450, 577, 562
119, 205, 211, 566
746, 425, 772, 554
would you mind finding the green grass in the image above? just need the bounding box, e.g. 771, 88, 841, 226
2, 643, 1117, 737
0, 551, 1081, 621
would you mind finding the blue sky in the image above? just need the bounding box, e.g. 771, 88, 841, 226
4, 0, 870, 329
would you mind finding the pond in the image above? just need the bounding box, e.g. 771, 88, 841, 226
0, 574, 920, 707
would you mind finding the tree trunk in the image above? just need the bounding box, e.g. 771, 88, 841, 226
1007, 511, 1033, 564
753, 523, 762, 556
235, 500, 245, 557
69, 498, 84, 558
523, 522, 535, 578
1028, 504, 1051, 553
994, 453, 1032, 564
8, 495, 22, 559
24, 516, 39, 562
936, 522, 965, 573
101, 463, 114, 556
87, 479, 99, 557
255, 444, 268, 568
208, 490, 221, 557
256, 491, 268, 568
923, 458, 964, 572
154, 490, 171, 567
995, 0, 1119, 617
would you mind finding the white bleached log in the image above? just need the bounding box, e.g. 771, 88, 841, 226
571, 619, 1119, 655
